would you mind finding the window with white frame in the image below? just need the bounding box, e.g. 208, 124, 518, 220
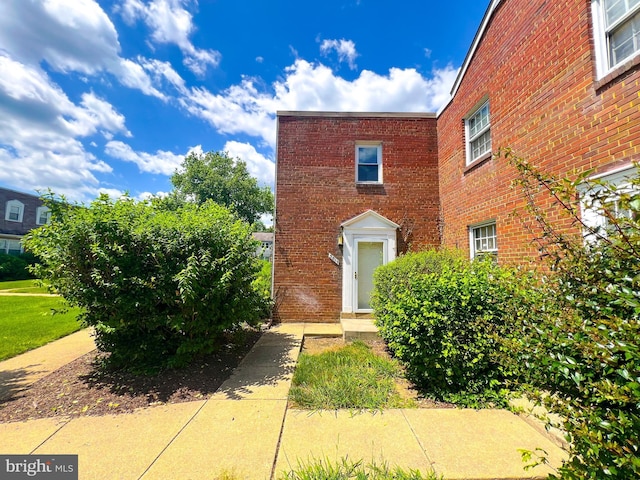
356, 143, 382, 183
5, 200, 24, 222
579, 166, 638, 239
36, 206, 51, 225
465, 101, 491, 165
0, 239, 23, 255
592, 0, 640, 78
470, 222, 497, 258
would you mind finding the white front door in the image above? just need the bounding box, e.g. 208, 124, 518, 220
355, 239, 386, 311
340, 210, 398, 315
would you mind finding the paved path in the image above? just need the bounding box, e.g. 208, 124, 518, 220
0, 324, 567, 479
0, 329, 95, 401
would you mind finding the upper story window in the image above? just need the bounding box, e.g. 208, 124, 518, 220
36, 206, 51, 225
5, 200, 24, 222
356, 143, 382, 183
465, 101, 491, 165
592, 0, 640, 78
470, 221, 497, 259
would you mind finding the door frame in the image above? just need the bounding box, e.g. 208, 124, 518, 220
340, 210, 398, 315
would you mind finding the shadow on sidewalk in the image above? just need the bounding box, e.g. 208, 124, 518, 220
0, 366, 44, 402
212, 331, 301, 400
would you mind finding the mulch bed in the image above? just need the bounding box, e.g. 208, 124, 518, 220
0, 328, 262, 423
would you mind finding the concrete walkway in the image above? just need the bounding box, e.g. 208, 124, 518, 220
0, 329, 96, 401
0, 324, 567, 479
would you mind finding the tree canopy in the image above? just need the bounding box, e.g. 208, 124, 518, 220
171, 150, 274, 225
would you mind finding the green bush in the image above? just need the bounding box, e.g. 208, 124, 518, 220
25, 194, 267, 373
502, 150, 640, 479
0, 253, 36, 281
372, 249, 525, 406
252, 259, 273, 318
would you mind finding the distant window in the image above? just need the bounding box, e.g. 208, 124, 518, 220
356, 144, 382, 183
592, 0, 640, 77
7, 240, 22, 255
465, 101, 491, 165
470, 222, 497, 259
36, 206, 51, 225
0, 239, 22, 255
5, 200, 24, 222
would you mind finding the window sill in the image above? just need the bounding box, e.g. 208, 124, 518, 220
595, 54, 640, 91
463, 152, 492, 174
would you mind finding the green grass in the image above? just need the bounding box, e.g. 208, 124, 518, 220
289, 341, 415, 410
279, 456, 440, 480
0, 279, 50, 294
0, 296, 83, 360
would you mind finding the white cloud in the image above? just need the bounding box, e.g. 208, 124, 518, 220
0, 0, 165, 99
182, 59, 459, 148
0, 54, 136, 201
105, 141, 187, 175
320, 39, 359, 70
117, 0, 221, 76
223, 141, 275, 187
136, 190, 171, 201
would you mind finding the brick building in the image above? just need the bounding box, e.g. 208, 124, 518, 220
0, 187, 49, 255
274, 0, 640, 323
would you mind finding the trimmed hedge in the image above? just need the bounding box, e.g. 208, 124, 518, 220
371, 249, 526, 406
0, 252, 37, 281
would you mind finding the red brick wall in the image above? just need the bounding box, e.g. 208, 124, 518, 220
274, 114, 440, 322
437, 0, 640, 263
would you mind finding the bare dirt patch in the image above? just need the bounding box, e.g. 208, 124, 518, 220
0, 328, 262, 423
301, 336, 455, 409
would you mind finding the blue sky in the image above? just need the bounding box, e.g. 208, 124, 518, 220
0, 0, 489, 204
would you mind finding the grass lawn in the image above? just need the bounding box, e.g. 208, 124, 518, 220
289, 340, 415, 410
0, 294, 83, 361
0, 279, 50, 294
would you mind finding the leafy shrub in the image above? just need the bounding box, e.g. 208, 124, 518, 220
502, 149, 640, 479
26, 194, 267, 373
252, 259, 273, 318
372, 249, 526, 406
0, 253, 36, 281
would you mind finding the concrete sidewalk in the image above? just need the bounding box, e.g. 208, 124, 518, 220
0, 329, 96, 401
0, 324, 567, 479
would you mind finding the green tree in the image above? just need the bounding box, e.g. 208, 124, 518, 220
26, 193, 268, 373
171, 150, 274, 225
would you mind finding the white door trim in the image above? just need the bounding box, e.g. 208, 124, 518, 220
340, 210, 398, 314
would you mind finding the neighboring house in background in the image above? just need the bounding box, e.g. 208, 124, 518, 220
0, 188, 49, 255
273, 0, 640, 323
253, 232, 274, 261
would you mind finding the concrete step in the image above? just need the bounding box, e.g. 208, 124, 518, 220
340, 317, 380, 341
